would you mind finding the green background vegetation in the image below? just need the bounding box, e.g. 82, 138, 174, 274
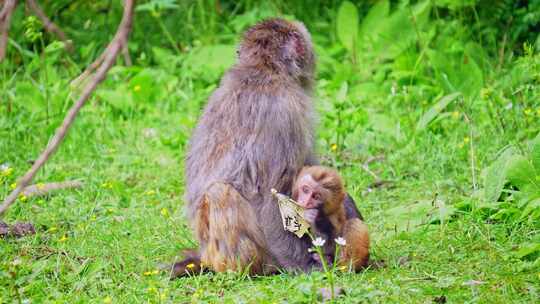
1, 0, 539, 302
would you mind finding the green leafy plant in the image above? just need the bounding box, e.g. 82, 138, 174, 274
480, 133, 540, 262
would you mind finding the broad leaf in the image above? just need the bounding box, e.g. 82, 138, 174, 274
383, 199, 455, 232
484, 147, 517, 202
184, 44, 236, 77
358, 0, 389, 39
532, 133, 540, 173
416, 92, 461, 131
506, 155, 538, 190
520, 198, 540, 220
336, 1, 359, 52
515, 242, 540, 259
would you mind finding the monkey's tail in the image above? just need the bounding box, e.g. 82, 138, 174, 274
195, 182, 273, 275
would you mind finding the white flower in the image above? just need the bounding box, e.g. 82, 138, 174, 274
0, 163, 9, 171
335, 237, 346, 246
312, 237, 326, 247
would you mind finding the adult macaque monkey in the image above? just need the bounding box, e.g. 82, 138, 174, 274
293, 166, 370, 270
172, 18, 364, 278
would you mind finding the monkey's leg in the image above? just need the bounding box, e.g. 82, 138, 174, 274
339, 218, 370, 271
195, 182, 270, 274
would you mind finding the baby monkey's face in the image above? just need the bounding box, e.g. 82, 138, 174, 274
295, 173, 327, 209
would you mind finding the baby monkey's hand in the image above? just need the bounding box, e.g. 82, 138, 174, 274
303, 208, 319, 225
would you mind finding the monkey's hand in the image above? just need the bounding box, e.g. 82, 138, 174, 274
303, 209, 319, 225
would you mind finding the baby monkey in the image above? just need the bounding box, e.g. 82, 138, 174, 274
292, 166, 370, 270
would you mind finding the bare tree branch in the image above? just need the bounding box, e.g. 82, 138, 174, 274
0, 0, 17, 62
26, 0, 74, 52
0, 0, 136, 216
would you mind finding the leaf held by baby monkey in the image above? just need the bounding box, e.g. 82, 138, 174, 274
271, 188, 310, 238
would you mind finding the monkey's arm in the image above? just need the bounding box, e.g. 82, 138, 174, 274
344, 194, 364, 221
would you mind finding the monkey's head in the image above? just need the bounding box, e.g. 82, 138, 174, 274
238, 18, 315, 85
292, 166, 345, 215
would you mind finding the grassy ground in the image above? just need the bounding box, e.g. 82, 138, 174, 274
0, 84, 538, 303
1, 2, 540, 302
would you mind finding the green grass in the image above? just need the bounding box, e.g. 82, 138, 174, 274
0, 86, 537, 302
1, 1, 540, 302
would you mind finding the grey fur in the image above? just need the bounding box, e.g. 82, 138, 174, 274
184, 19, 318, 271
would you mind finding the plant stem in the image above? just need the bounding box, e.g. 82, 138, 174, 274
155, 16, 181, 55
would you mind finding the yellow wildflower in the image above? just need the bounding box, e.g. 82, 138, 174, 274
59, 235, 68, 242
524, 108, 532, 115
101, 182, 113, 189
10, 182, 17, 190
143, 270, 159, 276
133, 85, 141, 92
463, 136, 470, 144
331, 144, 338, 152
451, 111, 460, 119
1, 167, 13, 177
338, 265, 347, 272
480, 88, 491, 100
103, 296, 112, 304
145, 190, 156, 196
147, 287, 157, 293
186, 263, 195, 269
161, 208, 170, 218
19, 194, 27, 202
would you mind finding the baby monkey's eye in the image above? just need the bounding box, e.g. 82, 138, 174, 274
302, 185, 309, 194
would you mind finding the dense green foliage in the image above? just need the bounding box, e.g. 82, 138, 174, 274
1, 0, 539, 302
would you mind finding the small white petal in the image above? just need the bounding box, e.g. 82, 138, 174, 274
312, 237, 326, 247
335, 237, 346, 246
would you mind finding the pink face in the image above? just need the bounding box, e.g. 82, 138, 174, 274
295, 174, 325, 209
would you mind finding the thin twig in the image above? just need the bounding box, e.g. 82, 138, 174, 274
0, 0, 136, 216
0, 0, 18, 62
361, 163, 380, 181
26, 0, 74, 52
22, 180, 83, 197
361, 155, 384, 181
364, 155, 385, 165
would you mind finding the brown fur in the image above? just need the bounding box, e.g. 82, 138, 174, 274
294, 166, 370, 270
340, 218, 370, 270
172, 19, 366, 278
